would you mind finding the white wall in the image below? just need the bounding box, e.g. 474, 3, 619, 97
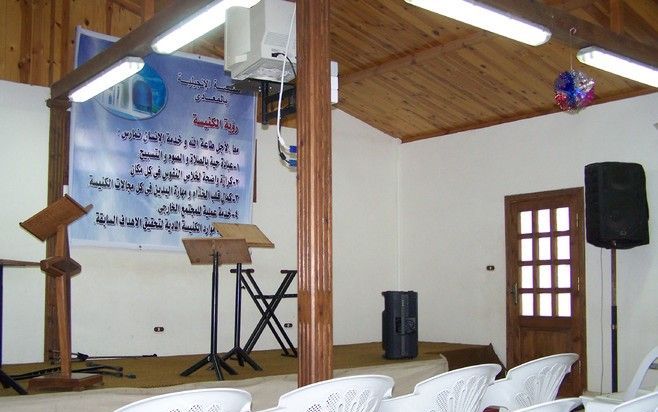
2, 78, 656, 395
398, 92, 658, 392
0, 80, 398, 363
332, 110, 400, 344
0, 80, 49, 363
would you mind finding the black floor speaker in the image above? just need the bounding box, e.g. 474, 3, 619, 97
584, 162, 649, 249
382, 291, 418, 359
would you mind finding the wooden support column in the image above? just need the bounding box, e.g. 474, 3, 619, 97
44, 98, 71, 362
296, 0, 333, 386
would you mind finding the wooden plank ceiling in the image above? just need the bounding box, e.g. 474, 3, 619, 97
194, 0, 658, 142
4, 0, 658, 143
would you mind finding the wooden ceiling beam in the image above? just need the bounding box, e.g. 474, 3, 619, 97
340, 31, 490, 85
477, 0, 658, 67
542, 0, 596, 11
50, 0, 214, 100
609, 0, 623, 34
401, 85, 653, 143
111, 0, 142, 16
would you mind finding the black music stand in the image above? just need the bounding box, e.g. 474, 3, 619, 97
214, 223, 274, 372
180, 237, 250, 380
0, 259, 40, 395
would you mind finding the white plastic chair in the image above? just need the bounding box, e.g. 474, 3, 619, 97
113, 388, 252, 412
479, 353, 579, 411
613, 391, 658, 412
378, 363, 501, 412
579, 345, 658, 411
257, 374, 394, 412
622, 346, 658, 402
514, 397, 582, 412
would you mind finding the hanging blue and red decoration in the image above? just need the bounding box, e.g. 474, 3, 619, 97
554, 69, 595, 113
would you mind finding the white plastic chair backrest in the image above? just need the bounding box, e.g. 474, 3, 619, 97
614, 391, 658, 412
480, 353, 579, 410
513, 398, 582, 412
378, 363, 501, 412
624, 346, 658, 401
113, 388, 252, 412
264, 374, 394, 412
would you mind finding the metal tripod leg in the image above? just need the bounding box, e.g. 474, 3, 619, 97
0, 369, 27, 395
221, 264, 261, 371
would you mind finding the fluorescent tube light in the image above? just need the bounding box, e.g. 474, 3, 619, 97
577, 46, 658, 88
404, 0, 551, 46
152, 0, 260, 54
69, 56, 144, 102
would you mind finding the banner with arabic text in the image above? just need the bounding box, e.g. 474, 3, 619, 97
68, 28, 256, 250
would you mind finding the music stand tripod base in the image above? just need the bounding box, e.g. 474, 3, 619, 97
180, 354, 237, 380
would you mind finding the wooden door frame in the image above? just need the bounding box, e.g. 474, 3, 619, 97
504, 187, 587, 394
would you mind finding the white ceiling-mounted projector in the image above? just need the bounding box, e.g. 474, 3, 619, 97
224, 0, 296, 83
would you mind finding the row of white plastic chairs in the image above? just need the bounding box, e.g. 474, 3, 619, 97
113, 352, 658, 412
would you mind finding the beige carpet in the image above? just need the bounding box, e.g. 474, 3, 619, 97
0, 358, 449, 411
1, 341, 491, 394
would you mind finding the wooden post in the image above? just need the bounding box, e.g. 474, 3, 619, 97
296, 0, 333, 386
45, 98, 70, 362
54, 225, 72, 377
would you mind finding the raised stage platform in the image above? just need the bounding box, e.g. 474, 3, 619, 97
0, 341, 503, 410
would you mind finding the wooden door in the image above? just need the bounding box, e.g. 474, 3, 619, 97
505, 187, 586, 396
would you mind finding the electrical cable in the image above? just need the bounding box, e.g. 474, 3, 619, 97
600, 247, 605, 393
286, 55, 297, 78
274, 3, 297, 168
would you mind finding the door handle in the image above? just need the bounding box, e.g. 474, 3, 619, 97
510, 283, 518, 305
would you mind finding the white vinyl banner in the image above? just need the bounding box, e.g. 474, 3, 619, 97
69, 28, 256, 250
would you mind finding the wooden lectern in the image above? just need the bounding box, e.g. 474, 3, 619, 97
180, 237, 251, 381
19, 195, 102, 392
214, 224, 273, 371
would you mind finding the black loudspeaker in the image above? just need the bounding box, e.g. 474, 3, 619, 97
382, 291, 418, 359
584, 162, 649, 249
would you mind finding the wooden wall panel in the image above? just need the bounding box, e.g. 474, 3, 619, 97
27, 0, 52, 86
2, 1, 23, 83
49, 0, 66, 83
0, 0, 147, 87
107, 1, 144, 37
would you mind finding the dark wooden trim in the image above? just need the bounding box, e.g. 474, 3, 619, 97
401, 87, 654, 143
478, 0, 658, 67
50, 0, 215, 101
296, 0, 333, 386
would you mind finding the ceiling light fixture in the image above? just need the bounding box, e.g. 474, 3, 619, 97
577, 46, 658, 88
152, 0, 260, 54
69, 56, 144, 102
404, 0, 551, 46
